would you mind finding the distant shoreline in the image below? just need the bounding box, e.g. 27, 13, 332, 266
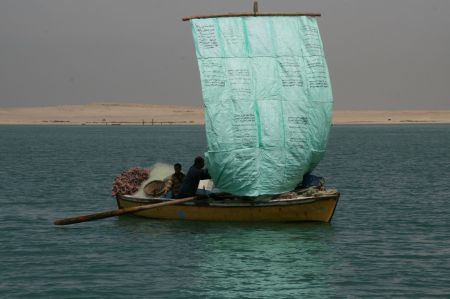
0, 103, 449, 125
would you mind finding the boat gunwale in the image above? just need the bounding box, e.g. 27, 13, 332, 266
117, 192, 339, 208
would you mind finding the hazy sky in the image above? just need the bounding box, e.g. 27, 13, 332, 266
1, 0, 449, 109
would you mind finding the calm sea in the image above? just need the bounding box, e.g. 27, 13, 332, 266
1, 124, 449, 298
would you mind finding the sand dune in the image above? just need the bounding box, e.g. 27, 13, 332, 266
332, 110, 450, 124
0, 102, 449, 125
0, 103, 204, 125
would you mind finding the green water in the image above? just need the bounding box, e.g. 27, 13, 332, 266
1, 125, 449, 298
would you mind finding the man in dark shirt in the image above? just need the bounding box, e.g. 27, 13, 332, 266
177, 156, 211, 198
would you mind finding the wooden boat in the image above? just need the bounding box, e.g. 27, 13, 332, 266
112, 4, 341, 224
52, 4, 341, 227
116, 189, 339, 222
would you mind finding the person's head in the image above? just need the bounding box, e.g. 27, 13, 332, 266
194, 156, 204, 168
174, 163, 182, 173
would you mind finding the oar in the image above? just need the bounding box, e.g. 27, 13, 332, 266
54, 196, 196, 226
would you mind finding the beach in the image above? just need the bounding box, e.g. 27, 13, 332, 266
0, 102, 449, 125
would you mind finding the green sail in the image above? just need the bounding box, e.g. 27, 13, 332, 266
190, 16, 333, 196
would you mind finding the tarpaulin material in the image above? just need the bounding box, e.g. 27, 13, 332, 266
190, 16, 333, 196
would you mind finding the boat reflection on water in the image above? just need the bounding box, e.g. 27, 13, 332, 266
113, 216, 338, 297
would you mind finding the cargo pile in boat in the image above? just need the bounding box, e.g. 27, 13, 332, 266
112, 167, 149, 196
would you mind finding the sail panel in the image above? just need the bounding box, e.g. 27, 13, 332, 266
191, 16, 333, 196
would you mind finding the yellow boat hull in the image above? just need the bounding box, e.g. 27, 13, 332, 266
117, 193, 339, 223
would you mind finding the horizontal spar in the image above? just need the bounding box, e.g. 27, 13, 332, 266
182, 12, 321, 21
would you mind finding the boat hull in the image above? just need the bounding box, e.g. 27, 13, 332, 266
116, 193, 339, 222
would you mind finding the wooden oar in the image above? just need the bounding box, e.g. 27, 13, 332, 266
54, 196, 196, 226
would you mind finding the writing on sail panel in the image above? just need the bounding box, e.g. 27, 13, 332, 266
228, 68, 252, 98
279, 58, 303, 87
195, 24, 218, 50
200, 60, 225, 87
302, 25, 322, 56
305, 57, 329, 89
233, 113, 256, 145
287, 116, 308, 146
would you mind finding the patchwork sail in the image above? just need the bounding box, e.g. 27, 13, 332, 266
188, 15, 333, 196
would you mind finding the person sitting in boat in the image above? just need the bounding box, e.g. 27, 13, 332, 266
162, 163, 185, 198
176, 156, 211, 198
